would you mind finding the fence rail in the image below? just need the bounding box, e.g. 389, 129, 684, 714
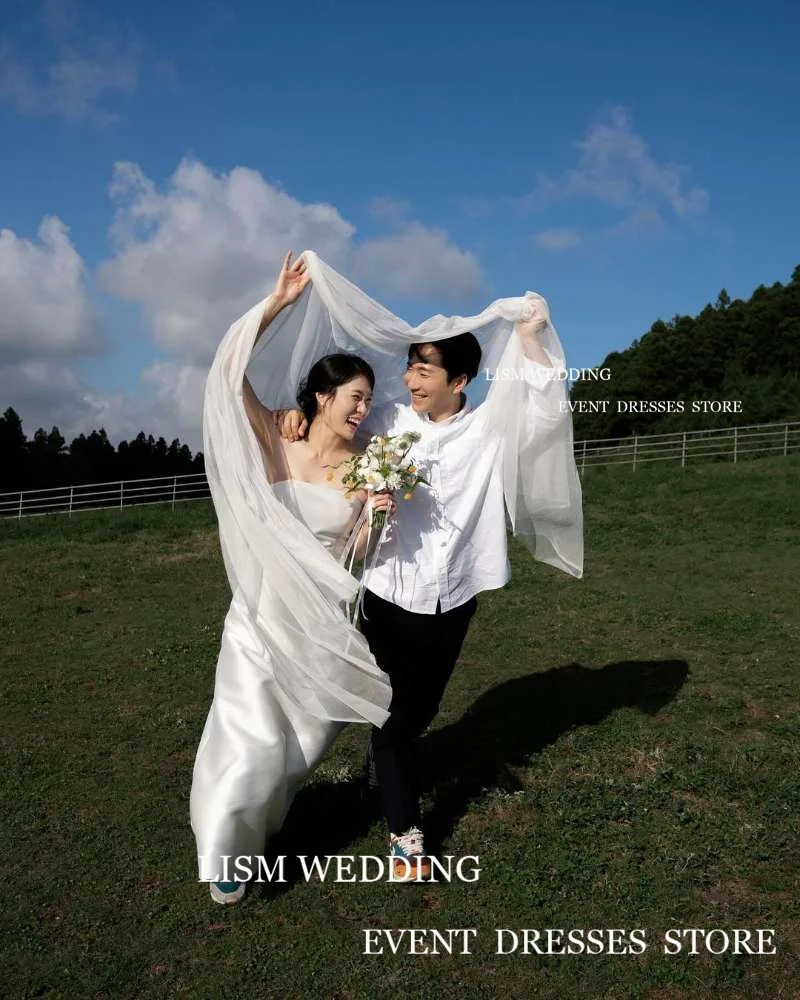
1, 420, 798, 519
0, 473, 211, 519
576, 420, 800, 472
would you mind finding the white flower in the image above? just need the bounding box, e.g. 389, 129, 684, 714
387, 472, 402, 490
365, 471, 386, 490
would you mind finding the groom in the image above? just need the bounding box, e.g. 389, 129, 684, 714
279, 314, 572, 878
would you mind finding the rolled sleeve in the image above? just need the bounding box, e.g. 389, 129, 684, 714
520, 354, 570, 445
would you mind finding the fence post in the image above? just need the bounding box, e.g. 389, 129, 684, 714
15, 421, 793, 522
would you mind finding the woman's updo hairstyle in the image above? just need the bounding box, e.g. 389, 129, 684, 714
296, 353, 375, 424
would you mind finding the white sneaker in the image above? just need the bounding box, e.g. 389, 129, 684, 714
209, 881, 247, 905
389, 827, 432, 881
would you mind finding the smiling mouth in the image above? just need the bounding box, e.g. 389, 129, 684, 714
345, 416, 360, 428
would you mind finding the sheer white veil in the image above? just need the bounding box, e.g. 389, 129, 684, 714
203, 250, 583, 725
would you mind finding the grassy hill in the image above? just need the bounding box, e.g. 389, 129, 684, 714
1, 456, 798, 999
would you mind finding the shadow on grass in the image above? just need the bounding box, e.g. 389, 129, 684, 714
256, 658, 687, 896
421, 658, 688, 848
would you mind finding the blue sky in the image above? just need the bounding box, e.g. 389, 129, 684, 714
1, 0, 798, 449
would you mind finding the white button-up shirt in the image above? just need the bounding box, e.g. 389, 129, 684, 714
357, 355, 553, 614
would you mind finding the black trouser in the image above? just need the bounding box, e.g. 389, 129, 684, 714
359, 589, 478, 834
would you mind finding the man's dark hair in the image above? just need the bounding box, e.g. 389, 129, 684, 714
407, 333, 482, 384
296, 353, 375, 423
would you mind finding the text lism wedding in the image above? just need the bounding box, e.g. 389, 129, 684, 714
198, 854, 481, 883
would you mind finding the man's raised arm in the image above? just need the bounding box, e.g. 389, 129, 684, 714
514, 306, 572, 447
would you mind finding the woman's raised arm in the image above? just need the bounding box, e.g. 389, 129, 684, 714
243, 250, 311, 434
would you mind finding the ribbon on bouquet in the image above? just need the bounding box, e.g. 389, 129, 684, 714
339, 493, 391, 625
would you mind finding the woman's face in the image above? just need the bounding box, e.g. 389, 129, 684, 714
315, 375, 373, 439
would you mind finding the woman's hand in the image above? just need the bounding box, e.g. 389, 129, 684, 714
272, 250, 310, 309
353, 489, 396, 559
257, 251, 311, 339
367, 489, 396, 518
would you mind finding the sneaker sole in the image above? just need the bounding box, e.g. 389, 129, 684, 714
210, 882, 247, 904
392, 859, 432, 882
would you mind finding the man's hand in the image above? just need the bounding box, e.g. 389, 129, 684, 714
515, 304, 552, 366
515, 309, 549, 341
273, 407, 308, 441
516, 315, 548, 340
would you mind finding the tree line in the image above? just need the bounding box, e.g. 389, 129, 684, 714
0, 409, 204, 494
3, 264, 799, 490
570, 264, 800, 440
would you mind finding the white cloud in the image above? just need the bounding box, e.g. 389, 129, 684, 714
100, 159, 358, 365
368, 196, 412, 223
0, 1, 141, 124
3, 160, 483, 453
98, 159, 483, 447
0, 217, 102, 362
0, 215, 135, 447
0, 360, 127, 441
530, 106, 708, 227
140, 360, 208, 451
353, 223, 482, 301
532, 227, 583, 251
605, 206, 665, 239
0, 358, 206, 451
100, 158, 484, 358
0, 215, 174, 448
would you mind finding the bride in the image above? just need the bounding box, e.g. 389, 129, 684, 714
190, 251, 394, 904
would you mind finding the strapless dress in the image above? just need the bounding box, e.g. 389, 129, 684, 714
271, 479, 361, 558
190, 481, 364, 883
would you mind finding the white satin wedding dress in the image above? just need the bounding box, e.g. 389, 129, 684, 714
190, 480, 363, 882
191, 249, 583, 884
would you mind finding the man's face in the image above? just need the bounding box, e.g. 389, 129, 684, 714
403, 343, 466, 416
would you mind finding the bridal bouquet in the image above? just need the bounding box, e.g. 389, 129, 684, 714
335, 432, 426, 530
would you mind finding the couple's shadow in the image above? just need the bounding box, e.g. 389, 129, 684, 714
258, 658, 687, 895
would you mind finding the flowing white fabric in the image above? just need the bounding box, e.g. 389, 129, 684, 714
202, 248, 581, 728
202, 294, 393, 727
191, 481, 363, 881
194, 249, 582, 878
245, 250, 584, 580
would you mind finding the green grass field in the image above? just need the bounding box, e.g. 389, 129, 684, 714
1, 456, 798, 999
